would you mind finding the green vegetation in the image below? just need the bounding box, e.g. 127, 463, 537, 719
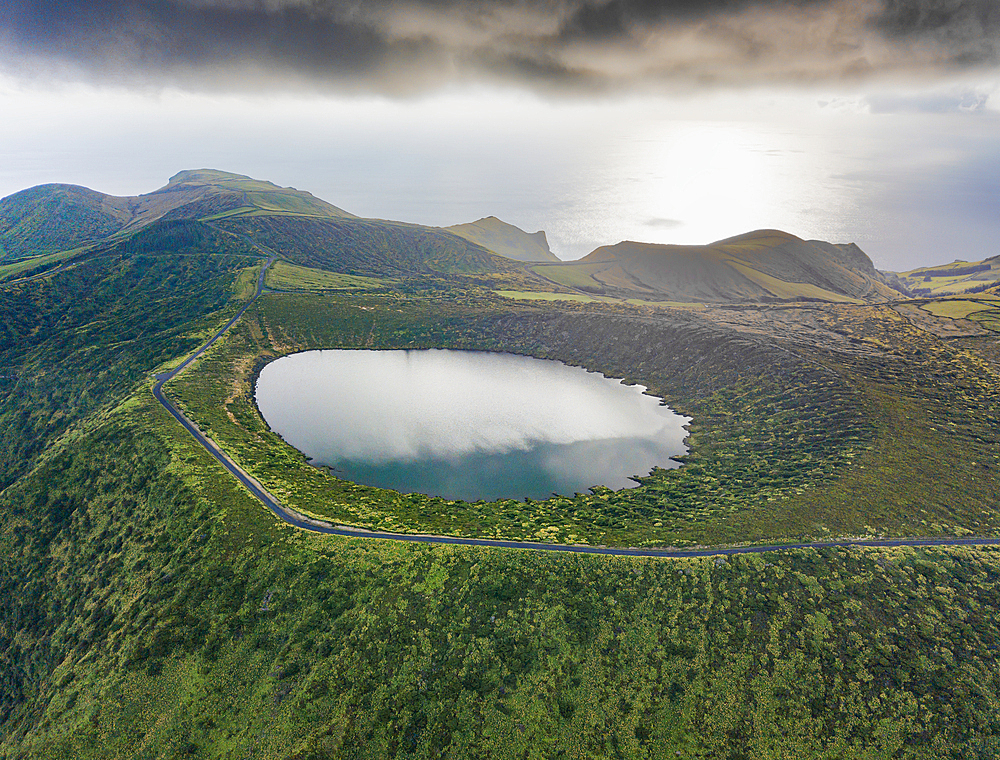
4, 395, 1000, 758
218, 215, 524, 278
0, 185, 129, 261
154, 169, 357, 221
0, 222, 259, 491
0, 169, 355, 275
971, 308, 1000, 332
0, 246, 88, 282
495, 290, 606, 303
266, 261, 384, 291
2, 170, 999, 757
920, 299, 998, 319
895, 256, 1000, 296
532, 262, 606, 290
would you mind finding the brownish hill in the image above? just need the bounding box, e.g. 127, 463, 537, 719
446, 217, 558, 262
535, 230, 902, 303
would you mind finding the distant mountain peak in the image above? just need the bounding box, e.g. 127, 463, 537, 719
156, 169, 341, 208
713, 228, 802, 246
446, 216, 558, 262
166, 168, 255, 186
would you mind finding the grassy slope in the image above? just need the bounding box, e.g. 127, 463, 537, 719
265, 261, 384, 292
154, 169, 355, 224
895, 256, 1000, 296
4, 390, 1000, 759
541, 231, 898, 304
722, 258, 860, 303
216, 215, 532, 280
0, 185, 130, 261
713, 232, 878, 297
0, 220, 259, 491
0, 170, 354, 270
0, 247, 90, 283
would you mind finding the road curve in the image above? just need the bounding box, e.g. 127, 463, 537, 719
152, 258, 1000, 558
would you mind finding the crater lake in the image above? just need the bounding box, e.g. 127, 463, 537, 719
254, 349, 691, 501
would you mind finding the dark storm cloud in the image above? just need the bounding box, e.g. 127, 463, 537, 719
1, 0, 999, 92
556, 0, 825, 41
872, 0, 1000, 64
0, 0, 440, 90
873, 0, 1000, 40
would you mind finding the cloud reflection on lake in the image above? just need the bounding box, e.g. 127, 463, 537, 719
254, 349, 691, 500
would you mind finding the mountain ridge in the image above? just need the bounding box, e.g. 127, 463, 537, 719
0, 170, 525, 281
531, 229, 902, 304
0, 169, 354, 263
1, 171, 908, 303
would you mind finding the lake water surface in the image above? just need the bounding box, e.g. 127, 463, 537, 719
254, 349, 690, 501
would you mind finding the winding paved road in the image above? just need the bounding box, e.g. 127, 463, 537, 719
153, 257, 1000, 558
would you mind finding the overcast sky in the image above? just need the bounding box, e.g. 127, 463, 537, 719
2, 0, 1000, 268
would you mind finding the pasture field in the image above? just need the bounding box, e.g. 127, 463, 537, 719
0, 246, 86, 282
971, 309, 1000, 332
265, 261, 384, 291
531, 262, 607, 289
920, 299, 998, 319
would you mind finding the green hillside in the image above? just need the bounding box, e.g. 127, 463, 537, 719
0, 184, 131, 261
0, 219, 260, 490
5, 414, 1000, 759
0, 171, 523, 283
446, 216, 559, 262
0, 170, 354, 272
151, 169, 357, 225
1, 171, 999, 757
892, 254, 1000, 296
533, 230, 902, 303
217, 215, 520, 278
